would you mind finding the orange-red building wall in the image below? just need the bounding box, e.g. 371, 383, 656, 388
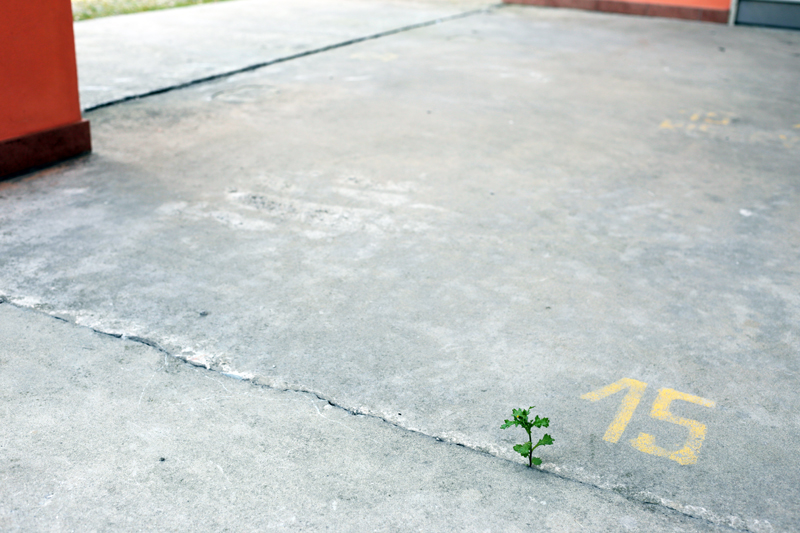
504, 0, 730, 23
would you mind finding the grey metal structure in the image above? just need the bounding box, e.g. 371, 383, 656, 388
736, 0, 800, 29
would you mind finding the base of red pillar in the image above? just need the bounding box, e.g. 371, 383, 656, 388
0, 120, 92, 180
503, 0, 729, 23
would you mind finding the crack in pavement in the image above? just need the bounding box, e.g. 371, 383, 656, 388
82, 3, 504, 113
0, 296, 743, 532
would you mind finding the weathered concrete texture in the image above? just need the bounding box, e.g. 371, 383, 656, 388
2, 3, 800, 532
74, 0, 494, 110
0, 302, 729, 531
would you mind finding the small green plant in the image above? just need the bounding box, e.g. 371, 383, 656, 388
501, 406, 554, 467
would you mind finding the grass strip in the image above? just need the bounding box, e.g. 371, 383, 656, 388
72, 0, 235, 21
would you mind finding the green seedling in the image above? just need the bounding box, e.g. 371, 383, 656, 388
501, 406, 554, 467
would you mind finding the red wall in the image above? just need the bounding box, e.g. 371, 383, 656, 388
504, 0, 730, 23
0, 0, 82, 142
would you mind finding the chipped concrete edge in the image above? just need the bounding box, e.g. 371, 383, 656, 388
0, 292, 760, 532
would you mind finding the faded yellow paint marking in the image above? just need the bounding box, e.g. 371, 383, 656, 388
794, 124, 800, 128
703, 111, 732, 125
630, 388, 715, 465
581, 378, 647, 443
663, 111, 732, 131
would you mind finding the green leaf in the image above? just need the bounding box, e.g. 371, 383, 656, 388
501, 418, 519, 429
532, 415, 549, 428
536, 434, 554, 447
513, 442, 532, 457
531, 456, 542, 466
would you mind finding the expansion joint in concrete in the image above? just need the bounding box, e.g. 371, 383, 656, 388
82, 4, 504, 113
0, 294, 746, 532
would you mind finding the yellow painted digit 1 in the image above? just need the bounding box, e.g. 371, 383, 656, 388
630, 388, 716, 465
581, 378, 648, 443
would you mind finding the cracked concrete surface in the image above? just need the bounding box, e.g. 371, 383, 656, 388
75, 0, 495, 110
2, 0, 800, 530
0, 302, 732, 531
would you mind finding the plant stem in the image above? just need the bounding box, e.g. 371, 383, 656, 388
526, 428, 533, 467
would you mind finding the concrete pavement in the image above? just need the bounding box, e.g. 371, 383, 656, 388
75, 0, 493, 110
0, 301, 729, 531
2, 1, 800, 531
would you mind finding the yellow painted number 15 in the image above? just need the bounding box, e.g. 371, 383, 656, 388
581, 378, 715, 465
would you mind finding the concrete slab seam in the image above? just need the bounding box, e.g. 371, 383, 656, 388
0, 294, 746, 532
81, 4, 504, 114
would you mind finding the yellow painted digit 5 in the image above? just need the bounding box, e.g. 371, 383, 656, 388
630, 388, 716, 465
580, 378, 647, 443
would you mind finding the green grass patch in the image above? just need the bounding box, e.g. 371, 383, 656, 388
72, 0, 235, 21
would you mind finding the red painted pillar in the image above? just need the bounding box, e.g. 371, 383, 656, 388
0, 0, 91, 179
